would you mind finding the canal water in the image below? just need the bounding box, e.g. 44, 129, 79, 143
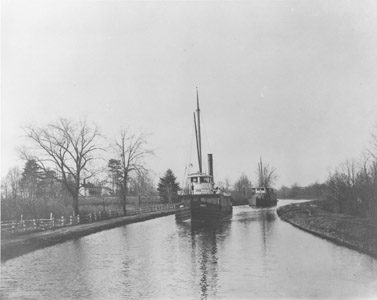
1, 200, 377, 299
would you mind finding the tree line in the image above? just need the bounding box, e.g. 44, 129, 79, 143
2, 117, 376, 220
277, 126, 377, 218
1, 115, 278, 218
1, 118, 163, 220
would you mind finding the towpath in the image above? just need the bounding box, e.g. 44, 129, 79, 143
1, 209, 175, 261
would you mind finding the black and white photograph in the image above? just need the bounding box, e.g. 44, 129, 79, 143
1, 0, 377, 299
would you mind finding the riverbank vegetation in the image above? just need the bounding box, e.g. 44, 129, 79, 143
1, 118, 158, 221
277, 199, 377, 258
278, 126, 377, 219
2, 118, 376, 221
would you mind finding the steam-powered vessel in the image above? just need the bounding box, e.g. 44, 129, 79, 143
175, 90, 233, 222
248, 187, 277, 207
248, 157, 277, 207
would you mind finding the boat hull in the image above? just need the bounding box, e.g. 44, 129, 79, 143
175, 205, 191, 221
175, 194, 232, 222
249, 193, 277, 207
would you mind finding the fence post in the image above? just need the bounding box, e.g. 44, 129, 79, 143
33, 219, 37, 230
70, 215, 73, 225
94, 213, 97, 221
89, 213, 92, 222
12, 221, 15, 234
50, 212, 55, 227
61, 216, 65, 226
21, 214, 26, 232
77, 214, 80, 224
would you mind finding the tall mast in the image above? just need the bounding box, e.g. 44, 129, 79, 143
194, 112, 201, 173
195, 88, 202, 173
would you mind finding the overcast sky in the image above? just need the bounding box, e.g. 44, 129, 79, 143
2, 0, 377, 188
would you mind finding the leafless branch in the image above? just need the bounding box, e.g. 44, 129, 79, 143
22, 118, 103, 215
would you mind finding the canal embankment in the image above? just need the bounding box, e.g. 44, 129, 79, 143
1, 209, 175, 261
277, 199, 377, 259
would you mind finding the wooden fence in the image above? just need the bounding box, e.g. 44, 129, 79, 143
1, 204, 176, 237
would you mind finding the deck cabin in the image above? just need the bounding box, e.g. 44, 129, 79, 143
186, 172, 217, 195
252, 187, 275, 195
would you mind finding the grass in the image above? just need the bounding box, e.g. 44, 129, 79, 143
277, 199, 377, 259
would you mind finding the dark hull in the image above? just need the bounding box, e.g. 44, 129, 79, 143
175, 194, 232, 222
175, 205, 191, 221
249, 194, 277, 208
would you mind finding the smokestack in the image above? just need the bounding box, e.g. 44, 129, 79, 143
208, 154, 213, 181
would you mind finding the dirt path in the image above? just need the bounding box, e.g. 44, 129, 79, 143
1, 209, 175, 262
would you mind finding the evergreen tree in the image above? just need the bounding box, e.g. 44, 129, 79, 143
157, 169, 180, 203
108, 159, 122, 195
20, 159, 44, 200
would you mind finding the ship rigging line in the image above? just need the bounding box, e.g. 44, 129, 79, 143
181, 126, 195, 190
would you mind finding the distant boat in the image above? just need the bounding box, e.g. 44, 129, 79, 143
248, 157, 277, 207
248, 187, 277, 207
175, 90, 233, 222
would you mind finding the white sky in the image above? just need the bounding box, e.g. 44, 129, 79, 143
1, 0, 377, 188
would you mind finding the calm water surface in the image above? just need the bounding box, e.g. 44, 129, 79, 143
1, 200, 377, 299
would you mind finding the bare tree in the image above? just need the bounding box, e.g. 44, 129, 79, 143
8, 167, 22, 200
234, 173, 253, 198
130, 169, 155, 207
224, 178, 232, 193
114, 128, 153, 214
340, 159, 357, 188
257, 158, 277, 188
366, 125, 377, 215
1, 167, 22, 201
1, 167, 23, 220
367, 125, 377, 161
1, 177, 8, 200
22, 118, 102, 216
367, 125, 377, 184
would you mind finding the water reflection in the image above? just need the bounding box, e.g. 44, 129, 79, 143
1, 203, 377, 300
176, 220, 231, 299
258, 209, 276, 258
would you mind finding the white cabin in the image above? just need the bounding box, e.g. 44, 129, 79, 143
252, 187, 274, 194
187, 172, 216, 195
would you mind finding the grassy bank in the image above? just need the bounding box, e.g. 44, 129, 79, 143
1, 209, 175, 262
277, 199, 377, 259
